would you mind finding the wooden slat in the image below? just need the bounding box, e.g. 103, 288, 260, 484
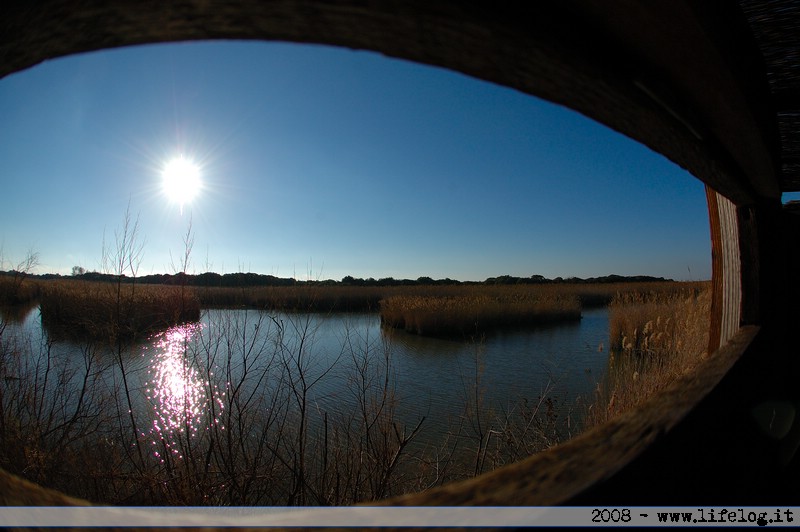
706, 186, 742, 352
718, 193, 742, 344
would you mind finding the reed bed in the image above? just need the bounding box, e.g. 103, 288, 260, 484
14, 278, 701, 316
197, 284, 389, 312
585, 282, 711, 427
38, 279, 201, 343
25, 278, 708, 342
380, 293, 582, 337
376, 282, 705, 338
196, 282, 632, 311
197, 281, 692, 313
0, 275, 40, 307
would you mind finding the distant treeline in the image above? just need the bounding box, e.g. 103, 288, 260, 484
2, 270, 672, 288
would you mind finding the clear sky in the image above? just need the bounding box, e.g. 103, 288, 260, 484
0, 40, 711, 282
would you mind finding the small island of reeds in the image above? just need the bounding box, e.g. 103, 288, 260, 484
38, 280, 200, 343
379, 292, 581, 337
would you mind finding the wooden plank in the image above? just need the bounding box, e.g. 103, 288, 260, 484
706, 186, 723, 353
718, 193, 742, 344
707, 186, 742, 352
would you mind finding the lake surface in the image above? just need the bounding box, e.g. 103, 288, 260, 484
4, 306, 611, 453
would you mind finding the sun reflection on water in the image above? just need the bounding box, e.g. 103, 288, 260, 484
142, 322, 224, 461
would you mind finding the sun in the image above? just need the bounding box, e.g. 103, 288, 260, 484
162, 155, 202, 212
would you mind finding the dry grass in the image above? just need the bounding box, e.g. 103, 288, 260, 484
0, 275, 40, 307
376, 282, 704, 338
197, 284, 388, 312
585, 281, 711, 428
380, 292, 581, 337
197, 281, 691, 314
38, 279, 201, 343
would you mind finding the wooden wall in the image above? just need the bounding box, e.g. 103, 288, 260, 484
1, 0, 796, 509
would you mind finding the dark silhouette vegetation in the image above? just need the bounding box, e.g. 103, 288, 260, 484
7, 269, 671, 288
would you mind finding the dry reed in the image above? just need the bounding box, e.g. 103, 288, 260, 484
585, 282, 711, 428
198, 281, 698, 314
380, 293, 581, 337
0, 275, 40, 307
197, 284, 388, 312
38, 279, 201, 342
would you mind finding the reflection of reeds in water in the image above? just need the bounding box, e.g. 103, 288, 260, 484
585, 282, 711, 428
0, 299, 39, 323
380, 293, 582, 337
38, 279, 200, 342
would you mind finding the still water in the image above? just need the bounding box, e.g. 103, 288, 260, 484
5, 306, 611, 453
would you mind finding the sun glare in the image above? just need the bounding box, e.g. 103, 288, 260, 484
162, 155, 202, 212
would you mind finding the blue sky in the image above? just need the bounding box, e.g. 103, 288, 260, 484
0, 41, 711, 282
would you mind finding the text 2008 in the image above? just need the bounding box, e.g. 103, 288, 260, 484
591, 508, 632, 523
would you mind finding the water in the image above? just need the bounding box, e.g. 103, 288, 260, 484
2, 305, 610, 451
305, 309, 611, 445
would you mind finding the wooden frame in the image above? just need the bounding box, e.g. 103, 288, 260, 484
2, 0, 796, 507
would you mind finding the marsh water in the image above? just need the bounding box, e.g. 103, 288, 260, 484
4, 305, 611, 451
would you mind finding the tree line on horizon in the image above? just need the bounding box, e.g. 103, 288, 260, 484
1, 267, 673, 288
